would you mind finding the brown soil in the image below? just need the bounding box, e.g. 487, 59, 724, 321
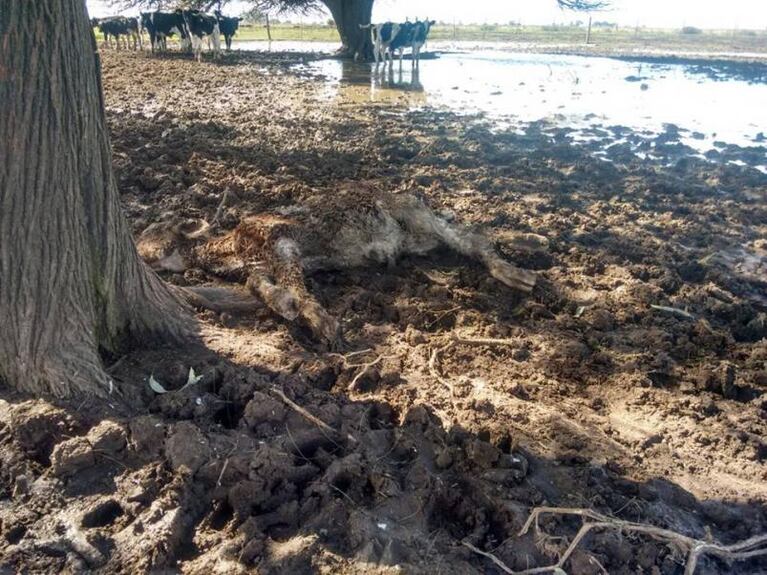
1, 50, 766, 574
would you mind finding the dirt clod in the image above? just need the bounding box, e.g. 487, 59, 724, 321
50, 437, 95, 477
165, 421, 211, 473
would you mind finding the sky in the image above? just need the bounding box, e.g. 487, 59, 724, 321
87, 0, 767, 29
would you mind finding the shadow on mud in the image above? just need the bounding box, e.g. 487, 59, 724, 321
0, 338, 765, 574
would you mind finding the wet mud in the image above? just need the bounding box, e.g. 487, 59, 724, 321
1, 50, 766, 574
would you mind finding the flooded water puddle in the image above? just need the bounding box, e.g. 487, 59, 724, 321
237, 41, 767, 171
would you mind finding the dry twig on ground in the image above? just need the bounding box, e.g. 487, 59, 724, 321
270, 387, 358, 445
429, 344, 455, 395
451, 333, 518, 347
650, 304, 696, 320
347, 354, 396, 392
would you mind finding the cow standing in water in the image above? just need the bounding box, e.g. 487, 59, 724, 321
411, 20, 436, 69
364, 22, 416, 71
363, 20, 435, 72
215, 12, 242, 51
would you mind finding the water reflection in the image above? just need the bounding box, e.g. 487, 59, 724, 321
374, 66, 424, 93
326, 60, 427, 107
301, 49, 767, 169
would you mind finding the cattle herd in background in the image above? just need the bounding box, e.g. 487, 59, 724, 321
92, 12, 436, 69
364, 20, 436, 70
91, 16, 143, 51
91, 10, 241, 61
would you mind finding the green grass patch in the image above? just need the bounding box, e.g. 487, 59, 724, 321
235, 23, 767, 54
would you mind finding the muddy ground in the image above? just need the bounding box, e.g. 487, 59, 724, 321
1, 50, 766, 574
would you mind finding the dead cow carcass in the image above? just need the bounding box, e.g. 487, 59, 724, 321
138, 187, 536, 344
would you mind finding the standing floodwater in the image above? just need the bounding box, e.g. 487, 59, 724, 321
235, 40, 767, 170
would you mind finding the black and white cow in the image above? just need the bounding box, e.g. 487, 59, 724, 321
411, 19, 435, 68
364, 22, 416, 70
182, 10, 222, 62
98, 16, 142, 51
215, 12, 241, 51
140, 10, 188, 53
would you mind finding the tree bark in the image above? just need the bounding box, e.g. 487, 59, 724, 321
0, 0, 193, 398
321, 0, 374, 60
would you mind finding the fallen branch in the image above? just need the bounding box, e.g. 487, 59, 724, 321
461, 506, 767, 575
270, 387, 358, 445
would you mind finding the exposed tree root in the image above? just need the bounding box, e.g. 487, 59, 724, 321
462, 506, 767, 575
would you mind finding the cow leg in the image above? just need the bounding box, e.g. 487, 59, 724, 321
211, 26, 221, 59
244, 243, 340, 345
230, 220, 340, 344
390, 196, 537, 293
246, 273, 340, 346
372, 38, 381, 70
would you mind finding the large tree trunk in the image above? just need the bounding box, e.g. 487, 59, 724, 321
322, 0, 374, 61
0, 0, 193, 398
